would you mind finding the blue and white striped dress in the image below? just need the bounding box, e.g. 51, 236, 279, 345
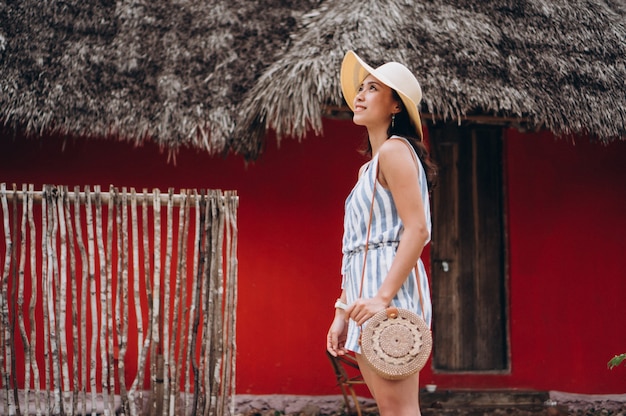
341, 136, 432, 353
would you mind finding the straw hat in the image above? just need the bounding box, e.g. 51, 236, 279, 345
341, 50, 423, 139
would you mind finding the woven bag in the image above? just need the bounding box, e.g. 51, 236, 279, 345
360, 306, 432, 380
358, 145, 432, 380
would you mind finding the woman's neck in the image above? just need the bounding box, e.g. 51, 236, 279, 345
367, 126, 389, 156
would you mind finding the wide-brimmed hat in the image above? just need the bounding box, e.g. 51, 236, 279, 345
341, 50, 423, 140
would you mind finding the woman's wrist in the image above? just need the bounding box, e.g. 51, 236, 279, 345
334, 298, 347, 318
334, 298, 348, 311
373, 292, 393, 308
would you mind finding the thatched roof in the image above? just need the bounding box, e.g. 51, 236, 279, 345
1, 1, 625, 159
236, 0, 626, 157
0, 0, 319, 156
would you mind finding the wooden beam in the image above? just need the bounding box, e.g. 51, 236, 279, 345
0, 184, 238, 207
322, 105, 533, 126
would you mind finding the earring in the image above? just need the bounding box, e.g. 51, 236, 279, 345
391, 114, 395, 128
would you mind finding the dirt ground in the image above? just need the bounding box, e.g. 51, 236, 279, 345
236, 391, 626, 416
240, 403, 625, 416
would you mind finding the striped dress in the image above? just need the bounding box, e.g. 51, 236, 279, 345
341, 136, 432, 353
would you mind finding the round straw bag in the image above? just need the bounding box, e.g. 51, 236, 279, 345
360, 306, 432, 380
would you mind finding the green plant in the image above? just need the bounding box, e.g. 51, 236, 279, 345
607, 353, 626, 369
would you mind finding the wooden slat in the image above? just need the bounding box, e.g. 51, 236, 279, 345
430, 125, 462, 370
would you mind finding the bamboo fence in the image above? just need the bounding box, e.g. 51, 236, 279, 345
0, 183, 239, 416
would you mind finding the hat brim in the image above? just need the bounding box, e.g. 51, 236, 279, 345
341, 51, 423, 140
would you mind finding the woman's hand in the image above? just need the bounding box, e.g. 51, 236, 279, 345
345, 297, 387, 326
327, 315, 348, 357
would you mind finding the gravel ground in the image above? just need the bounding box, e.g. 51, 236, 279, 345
239, 404, 625, 416
235, 392, 626, 416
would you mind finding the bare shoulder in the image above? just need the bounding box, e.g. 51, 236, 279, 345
378, 138, 417, 187
378, 138, 413, 165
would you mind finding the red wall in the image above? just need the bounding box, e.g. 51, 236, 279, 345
1, 120, 625, 395
504, 130, 626, 393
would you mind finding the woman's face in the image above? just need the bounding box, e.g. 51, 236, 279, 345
352, 74, 399, 129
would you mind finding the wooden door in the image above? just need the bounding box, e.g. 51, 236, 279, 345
428, 124, 509, 372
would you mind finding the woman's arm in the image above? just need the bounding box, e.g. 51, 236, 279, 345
377, 138, 429, 302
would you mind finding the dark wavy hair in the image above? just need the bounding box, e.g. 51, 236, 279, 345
361, 90, 437, 189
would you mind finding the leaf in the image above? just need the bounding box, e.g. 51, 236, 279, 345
607, 353, 626, 370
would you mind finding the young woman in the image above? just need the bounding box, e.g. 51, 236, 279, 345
326, 50, 437, 416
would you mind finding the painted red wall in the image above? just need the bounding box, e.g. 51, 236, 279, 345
504, 130, 626, 393
1, 120, 625, 395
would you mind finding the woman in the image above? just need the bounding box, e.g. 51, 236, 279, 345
326, 50, 436, 416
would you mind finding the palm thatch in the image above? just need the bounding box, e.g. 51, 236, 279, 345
0, 0, 319, 156
1, 0, 625, 160
235, 0, 626, 158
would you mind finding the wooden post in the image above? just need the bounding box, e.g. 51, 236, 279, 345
73, 185, 89, 416
1, 184, 14, 413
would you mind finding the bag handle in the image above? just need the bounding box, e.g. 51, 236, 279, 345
358, 145, 427, 321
